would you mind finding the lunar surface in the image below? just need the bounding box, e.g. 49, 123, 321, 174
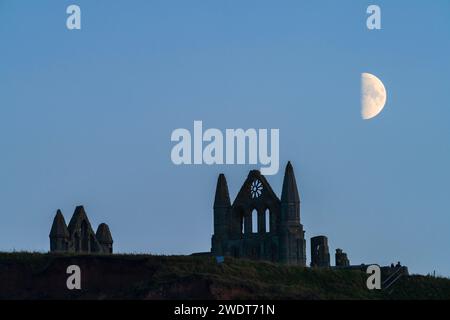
361, 73, 387, 120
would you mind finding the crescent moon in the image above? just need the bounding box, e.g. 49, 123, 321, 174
361, 73, 387, 120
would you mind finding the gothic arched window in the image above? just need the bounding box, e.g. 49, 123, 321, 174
81, 220, 89, 252
74, 232, 80, 252
265, 209, 270, 233
252, 209, 258, 233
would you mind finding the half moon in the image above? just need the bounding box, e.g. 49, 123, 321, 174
361, 73, 387, 120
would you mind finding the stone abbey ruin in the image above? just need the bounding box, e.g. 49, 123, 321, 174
211, 161, 352, 268
49, 205, 113, 254
47, 161, 405, 274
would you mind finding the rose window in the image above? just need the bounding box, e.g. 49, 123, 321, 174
250, 180, 263, 199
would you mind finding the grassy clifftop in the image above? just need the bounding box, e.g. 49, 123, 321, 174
0, 252, 449, 300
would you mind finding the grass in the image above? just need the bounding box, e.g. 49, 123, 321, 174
1, 252, 449, 299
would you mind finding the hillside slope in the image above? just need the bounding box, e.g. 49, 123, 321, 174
0, 253, 449, 300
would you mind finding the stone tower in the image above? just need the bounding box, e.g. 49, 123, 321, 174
211, 162, 306, 266
279, 162, 306, 265
335, 248, 350, 267
49, 205, 113, 254
211, 174, 232, 256
49, 210, 70, 252
310, 236, 330, 268
96, 223, 113, 254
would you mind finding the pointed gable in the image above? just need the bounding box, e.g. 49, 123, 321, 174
232, 170, 280, 208
281, 161, 300, 204
68, 205, 95, 234
49, 209, 69, 238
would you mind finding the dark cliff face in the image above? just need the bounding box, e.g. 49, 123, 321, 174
0, 253, 243, 300
1, 253, 450, 300
0, 255, 157, 299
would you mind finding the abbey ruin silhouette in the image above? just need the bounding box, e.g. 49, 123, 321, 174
49, 206, 113, 254
47, 162, 349, 267
211, 161, 350, 267
47, 161, 404, 274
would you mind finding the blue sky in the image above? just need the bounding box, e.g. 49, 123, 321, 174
0, 0, 449, 276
